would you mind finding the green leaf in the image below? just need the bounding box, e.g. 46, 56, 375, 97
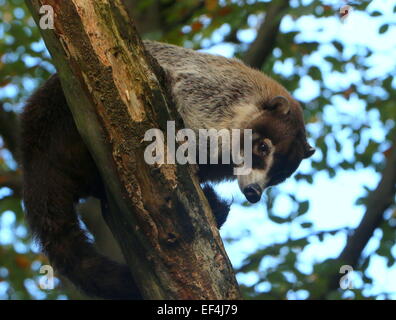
332, 41, 343, 52
298, 201, 310, 216
371, 11, 382, 17
379, 24, 389, 34
269, 215, 290, 224
301, 222, 313, 229
308, 66, 322, 81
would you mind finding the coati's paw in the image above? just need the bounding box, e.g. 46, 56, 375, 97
202, 185, 231, 228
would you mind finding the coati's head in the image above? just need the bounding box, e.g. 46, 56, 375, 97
234, 77, 315, 203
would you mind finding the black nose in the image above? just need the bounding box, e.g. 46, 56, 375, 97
243, 184, 262, 203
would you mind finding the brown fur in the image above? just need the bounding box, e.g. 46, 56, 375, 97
21, 41, 313, 299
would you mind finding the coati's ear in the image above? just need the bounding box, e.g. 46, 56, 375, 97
304, 144, 316, 158
268, 96, 290, 115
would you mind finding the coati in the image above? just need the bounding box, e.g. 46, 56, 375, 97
21, 40, 315, 299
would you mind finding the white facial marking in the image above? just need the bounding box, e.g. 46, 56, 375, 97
237, 138, 275, 193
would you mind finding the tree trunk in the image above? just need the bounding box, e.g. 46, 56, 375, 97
26, 0, 240, 300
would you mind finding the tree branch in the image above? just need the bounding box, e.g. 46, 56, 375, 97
322, 139, 396, 297
339, 146, 396, 267
27, 0, 240, 299
242, 0, 290, 69
123, 0, 205, 36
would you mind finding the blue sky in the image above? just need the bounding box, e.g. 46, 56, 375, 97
201, 0, 396, 298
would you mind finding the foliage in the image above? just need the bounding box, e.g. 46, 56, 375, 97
0, 0, 395, 299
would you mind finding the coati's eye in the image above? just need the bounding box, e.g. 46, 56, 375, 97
259, 142, 270, 155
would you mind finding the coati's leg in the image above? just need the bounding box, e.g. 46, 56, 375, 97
198, 164, 233, 228
21, 75, 141, 299
202, 185, 231, 228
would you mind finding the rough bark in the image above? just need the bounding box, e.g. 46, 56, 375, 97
26, 0, 240, 299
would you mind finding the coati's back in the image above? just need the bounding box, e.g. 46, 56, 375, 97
143, 40, 294, 131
